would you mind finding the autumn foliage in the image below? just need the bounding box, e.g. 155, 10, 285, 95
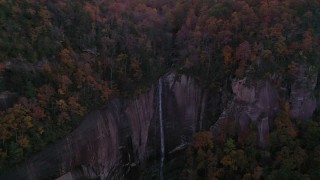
0, 0, 319, 176
187, 103, 320, 179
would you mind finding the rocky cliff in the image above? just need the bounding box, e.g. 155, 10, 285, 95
1, 73, 208, 180
1, 65, 317, 179
211, 64, 318, 146
211, 79, 279, 147
290, 65, 317, 120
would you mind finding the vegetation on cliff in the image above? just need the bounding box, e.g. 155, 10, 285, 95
187, 103, 320, 179
0, 0, 320, 177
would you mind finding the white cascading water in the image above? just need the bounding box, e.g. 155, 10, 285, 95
159, 78, 165, 180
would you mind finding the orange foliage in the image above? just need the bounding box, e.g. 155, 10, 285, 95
60, 48, 75, 69
100, 82, 112, 101
68, 96, 86, 116
41, 63, 52, 74
222, 45, 233, 65
288, 61, 299, 77
56, 99, 67, 111
60, 75, 72, 91
236, 41, 251, 62
193, 131, 213, 149
30, 104, 46, 120
130, 61, 142, 79
18, 136, 30, 148
303, 29, 313, 51
84, 2, 100, 22
37, 84, 55, 106
0, 63, 6, 72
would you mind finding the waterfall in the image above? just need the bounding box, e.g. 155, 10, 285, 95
159, 78, 165, 180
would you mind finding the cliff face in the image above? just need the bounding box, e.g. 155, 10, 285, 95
1, 73, 207, 180
211, 64, 318, 146
290, 65, 317, 120
2, 66, 317, 179
211, 79, 279, 146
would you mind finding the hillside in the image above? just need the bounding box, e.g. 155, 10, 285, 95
0, 0, 320, 179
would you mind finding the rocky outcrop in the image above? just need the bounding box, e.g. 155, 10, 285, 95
164, 74, 207, 150
211, 79, 279, 146
1, 73, 207, 180
290, 65, 317, 121
2, 99, 127, 180
3, 65, 317, 179
211, 64, 318, 146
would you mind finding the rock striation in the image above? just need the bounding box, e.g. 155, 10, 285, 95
290, 65, 317, 121
1, 73, 207, 180
211, 64, 318, 146
2, 65, 317, 179
211, 79, 279, 146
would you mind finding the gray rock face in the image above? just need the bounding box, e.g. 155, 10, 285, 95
2, 64, 317, 179
1, 73, 207, 180
211, 64, 318, 146
232, 79, 256, 104
164, 74, 207, 152
124, 87, 155, 164
0, 91, 18, 110
211, 79, 279, 146
290, 65, 317, 121
2, 100, 126, 180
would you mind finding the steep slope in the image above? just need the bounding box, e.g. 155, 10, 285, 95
1, 73, 207, 180
211, 64, 317, 146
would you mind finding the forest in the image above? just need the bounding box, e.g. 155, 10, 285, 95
0, 0, 320, 179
